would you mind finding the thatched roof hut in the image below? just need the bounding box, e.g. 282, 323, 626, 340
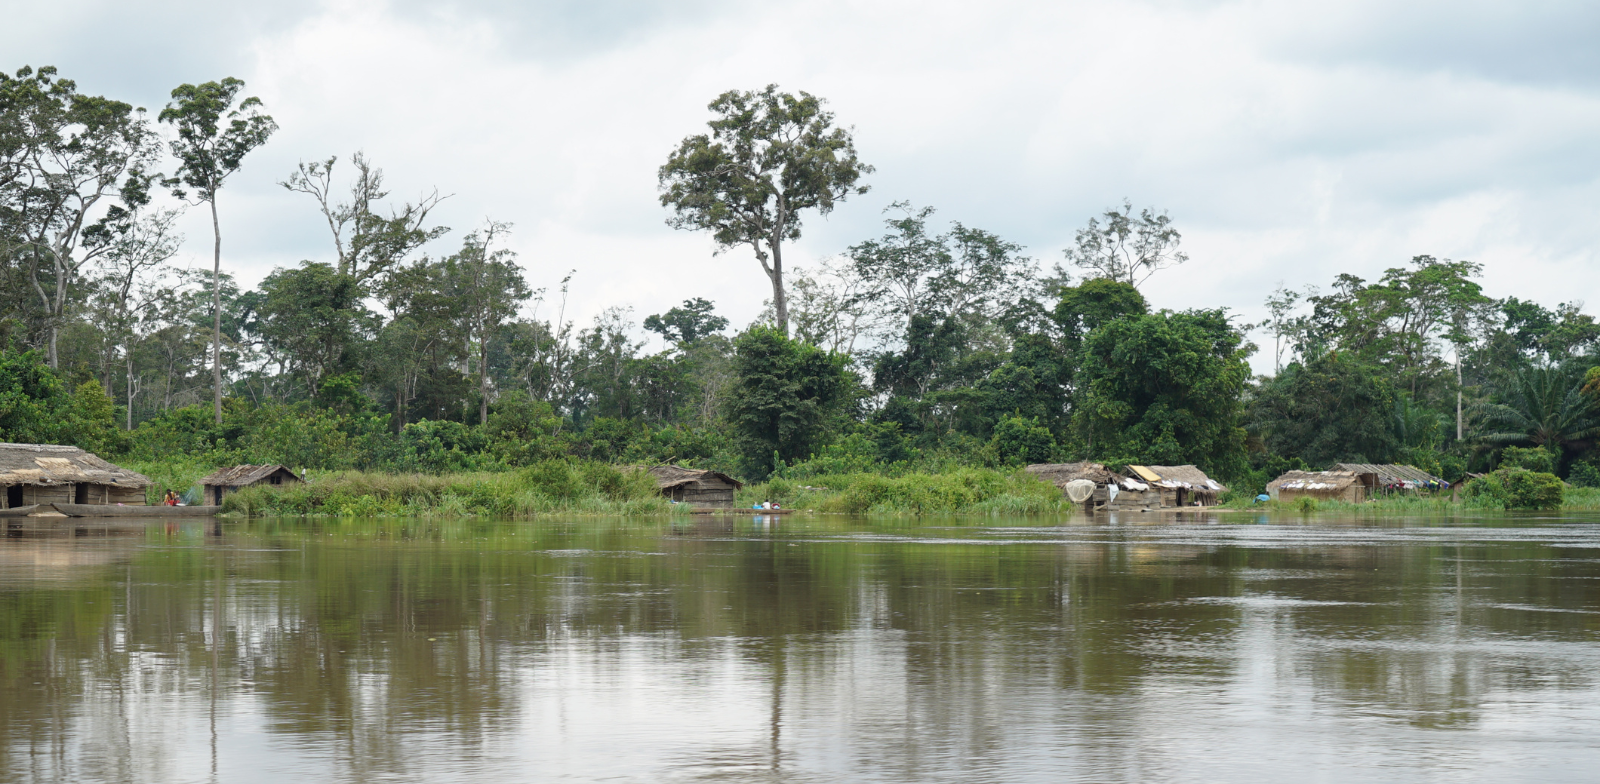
639, 465, 743, 509
1126, 465, 1229, 506
1026, 462, 1167, 511
1268, 470, 1365, 503
0, 443, 150, 508
1328, 463, 1447, 490
197, 464, 303, 506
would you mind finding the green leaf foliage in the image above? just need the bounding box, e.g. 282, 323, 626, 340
1075, 309, 1252, 478
727, 326, 854, 476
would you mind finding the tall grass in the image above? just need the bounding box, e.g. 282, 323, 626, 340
738, 467, 1072, 516
221, 459, 683, 518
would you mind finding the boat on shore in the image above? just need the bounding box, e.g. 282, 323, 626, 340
0, 503, 219, 518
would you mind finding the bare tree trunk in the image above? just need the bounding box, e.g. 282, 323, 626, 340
210, 198, 223, 424
1456, 347, 1463, 441
479, 336, 490, 424
768, 238, 787, 335
126, 351, 134, 430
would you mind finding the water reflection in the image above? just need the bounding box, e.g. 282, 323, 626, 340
2, 514, 1598, 783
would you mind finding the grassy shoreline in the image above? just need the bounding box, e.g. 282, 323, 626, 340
118, 457, 1600, 518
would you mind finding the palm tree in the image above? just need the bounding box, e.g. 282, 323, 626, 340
1474, 366, 1600, 461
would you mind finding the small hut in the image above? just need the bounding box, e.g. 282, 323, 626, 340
1025, 462, 1165, 512
198, 465, 304, 506
1327, 463, 1448, 495
0, 443, 150, 508
1125, 465, 1229, 507
1267, 470, 1365, 503
640, 465, 743, 509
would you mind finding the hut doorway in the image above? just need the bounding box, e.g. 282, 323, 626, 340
5, 486, 19, 508
74, 484, 88, 504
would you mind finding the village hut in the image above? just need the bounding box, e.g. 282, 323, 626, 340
0, 443, 151, 508
639, 465, 743, 509
1025, 462, 1165, 512
1327, 463, 1448, 495
198, 465, 304, 506
1267, 470, 1366, 503
1125, 465, 1229, 507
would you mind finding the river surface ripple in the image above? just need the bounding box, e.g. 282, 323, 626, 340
2, 511, 1598, 783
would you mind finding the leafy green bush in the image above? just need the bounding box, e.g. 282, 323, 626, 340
738, 467, 1068, 515
1465, 467, 1564, 510
988, 415, 1057, 466
1568, 462, 1600, 489
1500, 446, 1556, 474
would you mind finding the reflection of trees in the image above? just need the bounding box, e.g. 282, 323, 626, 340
0, 519, 1596, 778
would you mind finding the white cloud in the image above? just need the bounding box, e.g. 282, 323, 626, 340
11, 0, 1600, 371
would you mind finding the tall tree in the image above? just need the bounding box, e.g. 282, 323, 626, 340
659, 85, 871, 334
644, 297, 728, 347
159, 77, 276, 423
445, 223, 531, 423
93, 208, 182, 427
0, 66, 161, 368
280, 152, 449, 289
1062, 200, 1187, 289
727, 326, 854, 475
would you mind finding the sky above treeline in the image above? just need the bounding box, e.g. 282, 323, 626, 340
12, 0, 1600, 371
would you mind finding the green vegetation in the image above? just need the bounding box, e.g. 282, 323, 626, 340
220, 460, 675, 518
5, 67, 1600, 506
1463, 467, 1565, 511
737, 467, 1071, 516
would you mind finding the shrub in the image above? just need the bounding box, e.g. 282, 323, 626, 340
1465, 467, 1564, 510
1568, 462, 1600, 489
989, 415, 1057, 466
1500, 446, 1557, 474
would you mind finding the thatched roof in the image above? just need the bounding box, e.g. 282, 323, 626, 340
1268, 470, 1361, 493
198, 464, 301, 487
0, 443, 150, 488
642, 465, 743, 490
1025, 462, 1116, 485
1329, 463, 1444, 485
1127, 464, 1229, 493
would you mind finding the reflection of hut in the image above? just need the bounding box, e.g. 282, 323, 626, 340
1267, 470, 1365, 503
1025, 462, 1164, 512
198, 465, 303, 506
1125, 465, 1228, 507
0, 443, 150, 508
1327, 463, 1447, 494
640, 465, 743, 509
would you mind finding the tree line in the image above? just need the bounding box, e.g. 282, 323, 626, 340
3, 68, 1597, 489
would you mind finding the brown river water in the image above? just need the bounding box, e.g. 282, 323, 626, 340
1, 510, 1598, 783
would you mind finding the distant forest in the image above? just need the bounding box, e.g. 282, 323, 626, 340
3, 67, 1598, 490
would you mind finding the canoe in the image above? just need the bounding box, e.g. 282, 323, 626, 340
0, 505, 42, 518
52, 503, 221, 518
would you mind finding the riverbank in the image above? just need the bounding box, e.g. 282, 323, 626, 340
214, 461, 679, 517
735, 467, 1074, 515
1218, 486, 1600, 513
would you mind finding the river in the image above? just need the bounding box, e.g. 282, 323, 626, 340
2, 511, 1597, 783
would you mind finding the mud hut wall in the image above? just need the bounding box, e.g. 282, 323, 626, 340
22, 485, 72, 505
662, 477, 737, 508
108, 486, 146, 505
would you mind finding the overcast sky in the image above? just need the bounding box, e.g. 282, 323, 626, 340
12, 0, 1600, 370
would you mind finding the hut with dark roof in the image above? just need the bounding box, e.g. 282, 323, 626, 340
0, 443, 151, 508
1125, 464, 1229, 507
198, 465, 303, 506
1267, 470, 1366, 503
639, 465, 743, 509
